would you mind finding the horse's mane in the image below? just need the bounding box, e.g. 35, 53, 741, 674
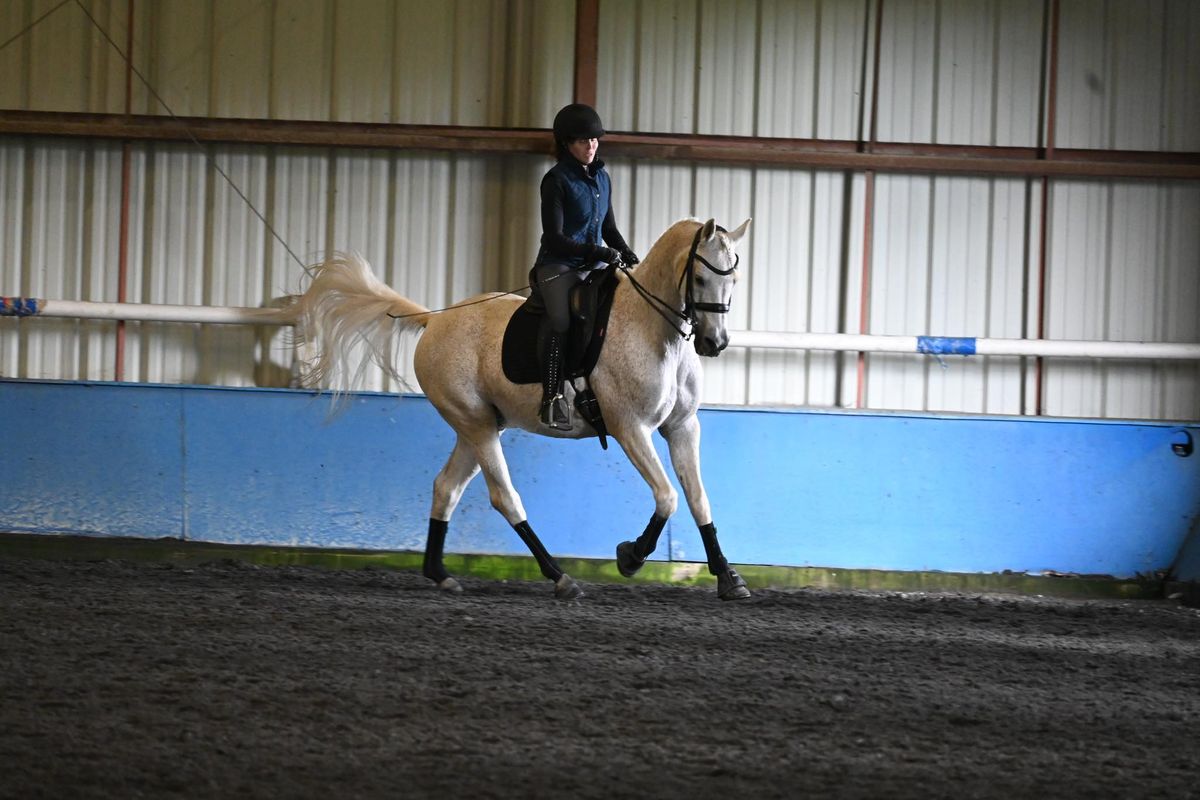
639, 218, 703, 272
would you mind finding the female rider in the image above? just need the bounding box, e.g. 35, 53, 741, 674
532, 103, 639, 429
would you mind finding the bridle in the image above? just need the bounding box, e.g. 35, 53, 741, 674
621, 225, 738, 340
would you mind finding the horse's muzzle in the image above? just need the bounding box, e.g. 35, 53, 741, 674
696, 332, 728, 357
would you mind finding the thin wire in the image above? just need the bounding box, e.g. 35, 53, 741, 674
70, 0, 310, 273
385, 284, 531, 319
0, 0, 73, 54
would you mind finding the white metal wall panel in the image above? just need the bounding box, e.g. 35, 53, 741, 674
598, 0, 698, 133
601, 0, 867, 139
0, 140, 122, 381
125, 145, 208, 384
0, 0, 577, 122
695, 0, 756, 137
1056, 0, 1200, 151
746, 169, 861, 408
755, 0, 869, 140
0, 0, 128, 114
1044, 181, 1200, 420
875, 0, 1043, 146
0, 144, 24, 374
865, 174, 1036, 414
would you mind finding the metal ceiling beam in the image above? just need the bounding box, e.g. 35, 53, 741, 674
2, 110, 1198, 181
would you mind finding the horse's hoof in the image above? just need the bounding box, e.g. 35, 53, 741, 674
437, 577, 464, 594
554, 573, 584, 601
717, 568, 751, 601
615, 540, 645, 578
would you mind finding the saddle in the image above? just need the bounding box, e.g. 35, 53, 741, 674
501, 264, 620, 449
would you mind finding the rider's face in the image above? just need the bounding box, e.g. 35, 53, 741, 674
568, 138, 598, 165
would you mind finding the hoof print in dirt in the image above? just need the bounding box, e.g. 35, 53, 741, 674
717, 568, 751, 601
555, 574, 584, 601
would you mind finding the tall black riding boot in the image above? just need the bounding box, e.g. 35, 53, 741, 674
539, 332, 571, 430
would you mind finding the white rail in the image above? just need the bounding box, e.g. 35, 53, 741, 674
4, 297, 1200, 361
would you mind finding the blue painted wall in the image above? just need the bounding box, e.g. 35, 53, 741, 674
3, 379, 1198, 579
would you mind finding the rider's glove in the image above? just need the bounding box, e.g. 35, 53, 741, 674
619, 249, 640, 266
593, 246, 622, 265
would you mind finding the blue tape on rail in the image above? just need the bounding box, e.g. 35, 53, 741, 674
917, 336, 976, 356
0, 297, 41, 317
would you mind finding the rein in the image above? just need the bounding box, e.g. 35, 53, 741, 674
620, 225, 738, 340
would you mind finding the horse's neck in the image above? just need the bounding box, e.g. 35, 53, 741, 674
615, 258, 686, 348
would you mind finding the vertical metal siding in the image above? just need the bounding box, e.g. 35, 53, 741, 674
746, 168, 862, 408
876, 0, 1043, 146
1055, 0, 1200, 151
2, 0, 1198, 423
1044, 181, 1200, 420
866, 173, 1035, 414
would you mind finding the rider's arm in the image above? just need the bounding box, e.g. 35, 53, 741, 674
600, 201, 638, 263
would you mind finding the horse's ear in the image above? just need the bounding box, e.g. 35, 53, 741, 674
700, 218, 718, 242
727, 218, 751, 248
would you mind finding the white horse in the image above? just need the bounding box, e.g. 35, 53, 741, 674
286, 217, 752, 601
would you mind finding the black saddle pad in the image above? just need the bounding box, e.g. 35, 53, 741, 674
501, 265, 619, 385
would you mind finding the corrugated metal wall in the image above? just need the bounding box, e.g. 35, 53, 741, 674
1, 0, 1197, 421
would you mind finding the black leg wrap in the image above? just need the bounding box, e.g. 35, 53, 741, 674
423, 518, 450, 583
634, 514, 669, 560
698, 522, 729, 576
513, 520, 564, 582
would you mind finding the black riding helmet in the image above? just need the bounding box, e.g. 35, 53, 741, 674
553, 103, 605, 158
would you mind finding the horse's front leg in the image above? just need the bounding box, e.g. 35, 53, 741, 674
611, 425, 677, 580
662, 414, 750, 601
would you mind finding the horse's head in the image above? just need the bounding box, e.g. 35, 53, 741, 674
684, 218, 751, 357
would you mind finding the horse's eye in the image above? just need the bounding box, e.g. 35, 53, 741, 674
695, 276, 707, 288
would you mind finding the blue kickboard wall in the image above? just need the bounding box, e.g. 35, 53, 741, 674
2, 379, 1198, 579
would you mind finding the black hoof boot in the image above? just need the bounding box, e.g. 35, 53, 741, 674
717, 568, 751, 601
554, 573, 584, 600
615, 540, 645, 578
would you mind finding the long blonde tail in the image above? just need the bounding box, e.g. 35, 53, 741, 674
282, 252, 432, 390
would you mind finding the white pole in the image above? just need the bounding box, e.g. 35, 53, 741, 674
26, 299, 288, 326
726, 330, 1200, 360
5, 298, 1200, 360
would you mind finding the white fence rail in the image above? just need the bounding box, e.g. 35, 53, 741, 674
5, 298, 1200, 361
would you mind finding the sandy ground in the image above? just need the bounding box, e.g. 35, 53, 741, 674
1, 555, 1198, 800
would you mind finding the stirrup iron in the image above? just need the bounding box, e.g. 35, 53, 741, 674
540, 392, 572, 430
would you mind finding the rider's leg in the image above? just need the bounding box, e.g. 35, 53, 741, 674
533, 264, 579, 429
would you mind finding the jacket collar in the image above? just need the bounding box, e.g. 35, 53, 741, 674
561, 157, 606, 179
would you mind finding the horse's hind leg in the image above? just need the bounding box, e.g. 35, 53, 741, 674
424, 437, 482, 593
467, 431, 583, 601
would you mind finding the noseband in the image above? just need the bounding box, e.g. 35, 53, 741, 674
621, 224, 737, 340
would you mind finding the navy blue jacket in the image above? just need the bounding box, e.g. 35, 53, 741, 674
534, 157, 631, 269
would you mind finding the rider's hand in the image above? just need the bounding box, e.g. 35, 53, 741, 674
594, 246, 622, 265
620, 249, 640, 266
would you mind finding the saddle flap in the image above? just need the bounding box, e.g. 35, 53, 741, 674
501, 264, 620, 386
